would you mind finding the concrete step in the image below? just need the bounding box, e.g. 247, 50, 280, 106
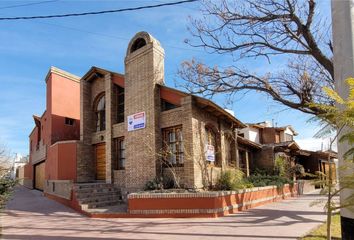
73, 183, 123, 211
78, 194, 121, 204
73, 183, 117, 190
81, 199, 122, 210
76, 191, 121, 199
85, 204, 128, 213
75, 188, 120, 195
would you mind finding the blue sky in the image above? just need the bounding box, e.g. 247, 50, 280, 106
0, 0, 333, 156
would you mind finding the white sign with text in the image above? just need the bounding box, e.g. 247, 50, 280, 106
127, 112, 146, 132
205, 144, 215, 161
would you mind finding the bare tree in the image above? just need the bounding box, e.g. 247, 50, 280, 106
179, 0, 333, 115
0, 144, 11, 178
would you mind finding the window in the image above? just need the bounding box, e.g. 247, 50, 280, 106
117, 86, 124, 123
95, 95, 105, 131
205, 126, 220, 166
162, 126, 184, 166
161, 99, 178, 111
115, 138, 125, 170
285, 133, 293, 141
238, 149, 247, 172
65, 117, 75, 126
37, 125, 41, 150
225, 134, 236, 167
130, 38, 146, 53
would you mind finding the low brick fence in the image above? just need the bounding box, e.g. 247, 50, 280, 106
127, 184, 298, 218
45, 183, 297, 218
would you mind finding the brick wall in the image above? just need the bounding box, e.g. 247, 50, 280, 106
124, 32, 165, 192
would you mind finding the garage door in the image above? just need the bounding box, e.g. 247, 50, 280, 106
35, 162, 45, 191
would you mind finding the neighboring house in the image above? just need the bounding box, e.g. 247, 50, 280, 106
10, 154, 28, 180
239, 121, 299, 171
239, 121, 338, 180
296, 150, 337, 182
22, 67, 80, 190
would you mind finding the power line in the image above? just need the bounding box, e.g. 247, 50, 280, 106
30, 21, 205, 53
0, 0, 198, 21
0, 0, 60, 10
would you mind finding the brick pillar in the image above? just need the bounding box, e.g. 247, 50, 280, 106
105, 73, 113, 183
181, 96, 195, 188
77, 78, 95, 182
124, 32, 165, 192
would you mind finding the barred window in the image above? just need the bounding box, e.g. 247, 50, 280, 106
117, 86, 124, 123
162, 126, 183, 167
115, 138, 125, 170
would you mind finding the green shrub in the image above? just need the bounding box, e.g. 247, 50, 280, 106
0, 178, 17, 209
0, 178, 16, 195
275, 156, 288, 177
215, 169, 253, 190
290, 164, 305, 178
247, 174, 293, 188
144, 178, 161, 191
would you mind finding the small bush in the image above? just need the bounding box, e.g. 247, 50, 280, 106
0, 178, 16, 195
247, 174, 293, 188
0, 178, 17, 209
290, 164, 305, 178
215, 170, 253, 190
144, 178, 161, 191
275, 156, 288, 177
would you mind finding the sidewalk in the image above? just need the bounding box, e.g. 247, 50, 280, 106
1, 186, 327, 240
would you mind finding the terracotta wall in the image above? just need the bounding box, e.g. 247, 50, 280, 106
22, 163, 33, 188
46, 141, 77, 181
50, 74, 80, 145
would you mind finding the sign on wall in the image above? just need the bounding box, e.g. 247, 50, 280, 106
127, 112, 146, 132
205, 144, 215, 161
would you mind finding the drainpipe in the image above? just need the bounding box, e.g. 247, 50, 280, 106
331, 0, 354, 238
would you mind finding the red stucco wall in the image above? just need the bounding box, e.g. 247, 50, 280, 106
29, 69, 80, 184
46, 141, 77, 181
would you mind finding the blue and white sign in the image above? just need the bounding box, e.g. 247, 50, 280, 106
205, 144, 215, 161
127, 112, 146, 132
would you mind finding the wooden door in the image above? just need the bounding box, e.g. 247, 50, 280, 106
96, 143, 106, 180
35, 162, 45, 191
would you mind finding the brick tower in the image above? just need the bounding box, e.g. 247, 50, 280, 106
124, 32, 165, 192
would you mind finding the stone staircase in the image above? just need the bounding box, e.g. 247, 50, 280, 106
73, 183, 122, 211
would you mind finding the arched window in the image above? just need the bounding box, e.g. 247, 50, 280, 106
130, 38, 146, 53
95, 95, 105, 131
205, 126, 220, 166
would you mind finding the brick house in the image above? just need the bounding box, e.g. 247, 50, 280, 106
296, 150, 337, 182
77, 32, 258, 193
239, 121, 300, 171
22, 32, 261, 205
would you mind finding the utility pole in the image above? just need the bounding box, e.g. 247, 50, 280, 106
331, 0, 354, 239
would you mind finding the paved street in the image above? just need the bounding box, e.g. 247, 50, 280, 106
1, 186, 327, 240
